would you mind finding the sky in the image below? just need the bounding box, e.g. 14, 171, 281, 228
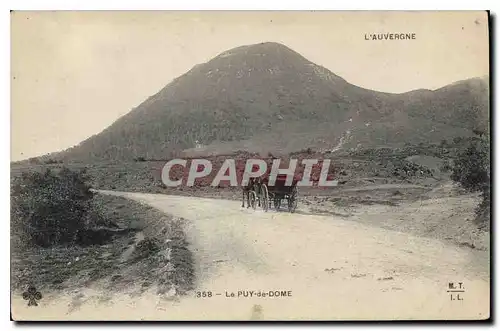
11, 11, 489, 161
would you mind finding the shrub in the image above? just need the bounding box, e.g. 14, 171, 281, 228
450, 135, 490, 229
75, 228, 114, 246
133, 238, 161, 260
11, 167, 94, 247
451, 139, 489, 192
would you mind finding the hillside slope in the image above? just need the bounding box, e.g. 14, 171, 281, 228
56, 42, 488, 161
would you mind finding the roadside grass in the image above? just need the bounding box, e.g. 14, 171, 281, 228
11, 193, 195, 298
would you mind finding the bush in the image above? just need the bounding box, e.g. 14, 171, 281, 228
75, 228, 114, 246
133, 238, 161, 260
11, 167, 94, 247
451, 139, 489, 192
450, 135, 490, 229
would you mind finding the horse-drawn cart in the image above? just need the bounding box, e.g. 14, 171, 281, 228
260, 175, 298, 213
241, 161, 300, 213
257, 174, 299, 213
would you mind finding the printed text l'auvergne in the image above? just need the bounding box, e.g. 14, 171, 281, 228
365, 33, 416, 40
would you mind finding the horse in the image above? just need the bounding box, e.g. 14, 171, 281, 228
241, 177, 263, 208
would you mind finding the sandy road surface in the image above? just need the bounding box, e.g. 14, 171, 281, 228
12, 191, 489, 320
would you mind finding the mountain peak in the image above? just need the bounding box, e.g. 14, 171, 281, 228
216, 41, 299, 58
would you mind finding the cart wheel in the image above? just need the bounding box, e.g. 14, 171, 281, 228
260, 184, 269, 212
288, 187, 298, 213
274, 197, 281, 210
249, 191, 257, 210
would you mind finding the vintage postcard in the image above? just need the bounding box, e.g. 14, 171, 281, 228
10, 11, 490, 321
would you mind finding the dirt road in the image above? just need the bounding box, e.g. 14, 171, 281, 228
12, 191, 489, 320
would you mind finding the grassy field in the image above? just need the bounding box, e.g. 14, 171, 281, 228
11, 193, 195, 300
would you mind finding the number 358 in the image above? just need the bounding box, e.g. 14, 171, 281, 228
195, 291, 213, 298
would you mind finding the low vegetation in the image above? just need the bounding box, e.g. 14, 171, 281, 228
450, 134, 491, 230
11, 167, 95, 248
11, 167, 194, 298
